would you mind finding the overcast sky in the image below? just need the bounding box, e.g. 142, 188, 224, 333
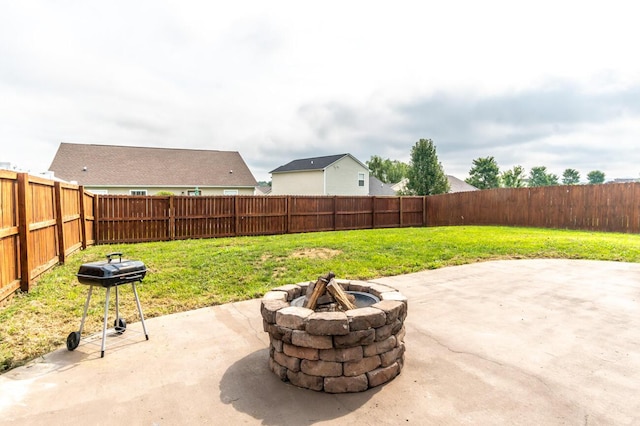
2, 1, 640, 183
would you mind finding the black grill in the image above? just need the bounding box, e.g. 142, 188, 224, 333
66, 252, 149, 357
76, 254, 147, 287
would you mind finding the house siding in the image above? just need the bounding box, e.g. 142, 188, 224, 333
270, 170, 324, 195
325, 156, 369, 196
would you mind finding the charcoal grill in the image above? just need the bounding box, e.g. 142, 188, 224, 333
67, 252, 149, 357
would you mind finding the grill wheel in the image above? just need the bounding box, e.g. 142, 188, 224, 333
114, 318, 127, 334
66, 331, 81, 351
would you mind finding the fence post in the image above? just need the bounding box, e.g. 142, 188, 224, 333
286, 196, 291, 234
423, 196, 427, 226
634, 183, 640, 234
399, 197, 404, 227
372, 196, 376, 228
234, 196, 239, 236
333, 196, 337, 231
169, 196, 175, 240
54, 181, 66, 263
78, 186, 87, 249
526, 188, 532, 228
94, 194, 101, 244
17, 173, 31, 292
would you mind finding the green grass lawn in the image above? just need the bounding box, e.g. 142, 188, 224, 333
2, 225, 640, 373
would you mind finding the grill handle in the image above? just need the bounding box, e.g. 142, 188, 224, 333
106, 252, 124, 263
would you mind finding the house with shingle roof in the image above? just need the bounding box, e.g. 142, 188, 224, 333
49, 143, 257, 195
270, 153, 370, 196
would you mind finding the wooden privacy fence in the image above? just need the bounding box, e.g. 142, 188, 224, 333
3, 175, 640, 302
96, 195, 427, 243
0, 171, 95, 301
427, 183, 640, 233
94, 183, 640, 245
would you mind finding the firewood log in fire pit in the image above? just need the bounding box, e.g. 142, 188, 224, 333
326, 279, 357, 311
304, 272, 334, 310
303, 271, 356, 311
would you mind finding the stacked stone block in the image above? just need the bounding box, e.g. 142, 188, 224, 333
261, 280, 407, 393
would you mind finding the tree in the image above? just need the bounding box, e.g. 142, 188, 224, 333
562, 169, 581, 185
386, 160, 409, 184
366, 155, 408, 183
366, 155, 386, 181
587, 170, 605, 184
500, 165, 526, 188
465, 156, 500, 189
528, 166, 559, 187
405, 139, 450, 195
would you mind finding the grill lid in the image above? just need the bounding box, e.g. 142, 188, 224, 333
76, 252, 146, 286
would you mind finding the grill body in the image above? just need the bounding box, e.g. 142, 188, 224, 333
67, 252, 149, 357
77, 259, 147, 287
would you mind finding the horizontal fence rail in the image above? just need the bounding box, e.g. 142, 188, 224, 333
96, 195, 426, 244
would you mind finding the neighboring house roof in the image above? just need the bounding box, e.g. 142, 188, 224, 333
608, 178, 639, 184
369, 176, 397, 196
390, 178, 408, 192
0, 162, 63, 181
447, 175, 478, 192
390, 176, 478, 193
270, 153, 368, 174
255, 185, 272, 195
49, 143, 257, 187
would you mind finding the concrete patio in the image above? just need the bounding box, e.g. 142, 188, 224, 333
1, 259, 639, 425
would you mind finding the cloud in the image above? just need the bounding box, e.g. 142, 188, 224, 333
2, 1, 640, 183
258, 82, 640, 181
394, 83, 640, 177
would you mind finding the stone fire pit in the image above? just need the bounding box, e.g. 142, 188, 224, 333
261, 274, 407, 393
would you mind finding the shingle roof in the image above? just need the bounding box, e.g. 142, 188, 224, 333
447, 175, 478, 192
369, 176, 397, 196
270, 154, 353, 173
49, 143, 257, 187
390, 176, 478, 193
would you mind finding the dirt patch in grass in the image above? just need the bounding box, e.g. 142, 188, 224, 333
271, 266, 288, 279
289, 248, 342, 259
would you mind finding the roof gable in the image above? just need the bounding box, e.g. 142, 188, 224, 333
390, 176, 478, 193
270, 153, 367, 174
49, 143, 257, 187
446, 175, 478, 192
369, 176, 397, 196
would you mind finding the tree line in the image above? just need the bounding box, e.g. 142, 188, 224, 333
464, 156, 606, 189
367, 139, 608, 196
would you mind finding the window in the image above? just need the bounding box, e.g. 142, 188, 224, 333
223, 189, 239, 195
130, 190, 147, 196
358, 172, 365, 187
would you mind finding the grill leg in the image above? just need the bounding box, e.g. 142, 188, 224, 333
115, 284, 120, 323
78, 285, 94, 335
131, 282, 149, 340
101, 287, 111, 358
